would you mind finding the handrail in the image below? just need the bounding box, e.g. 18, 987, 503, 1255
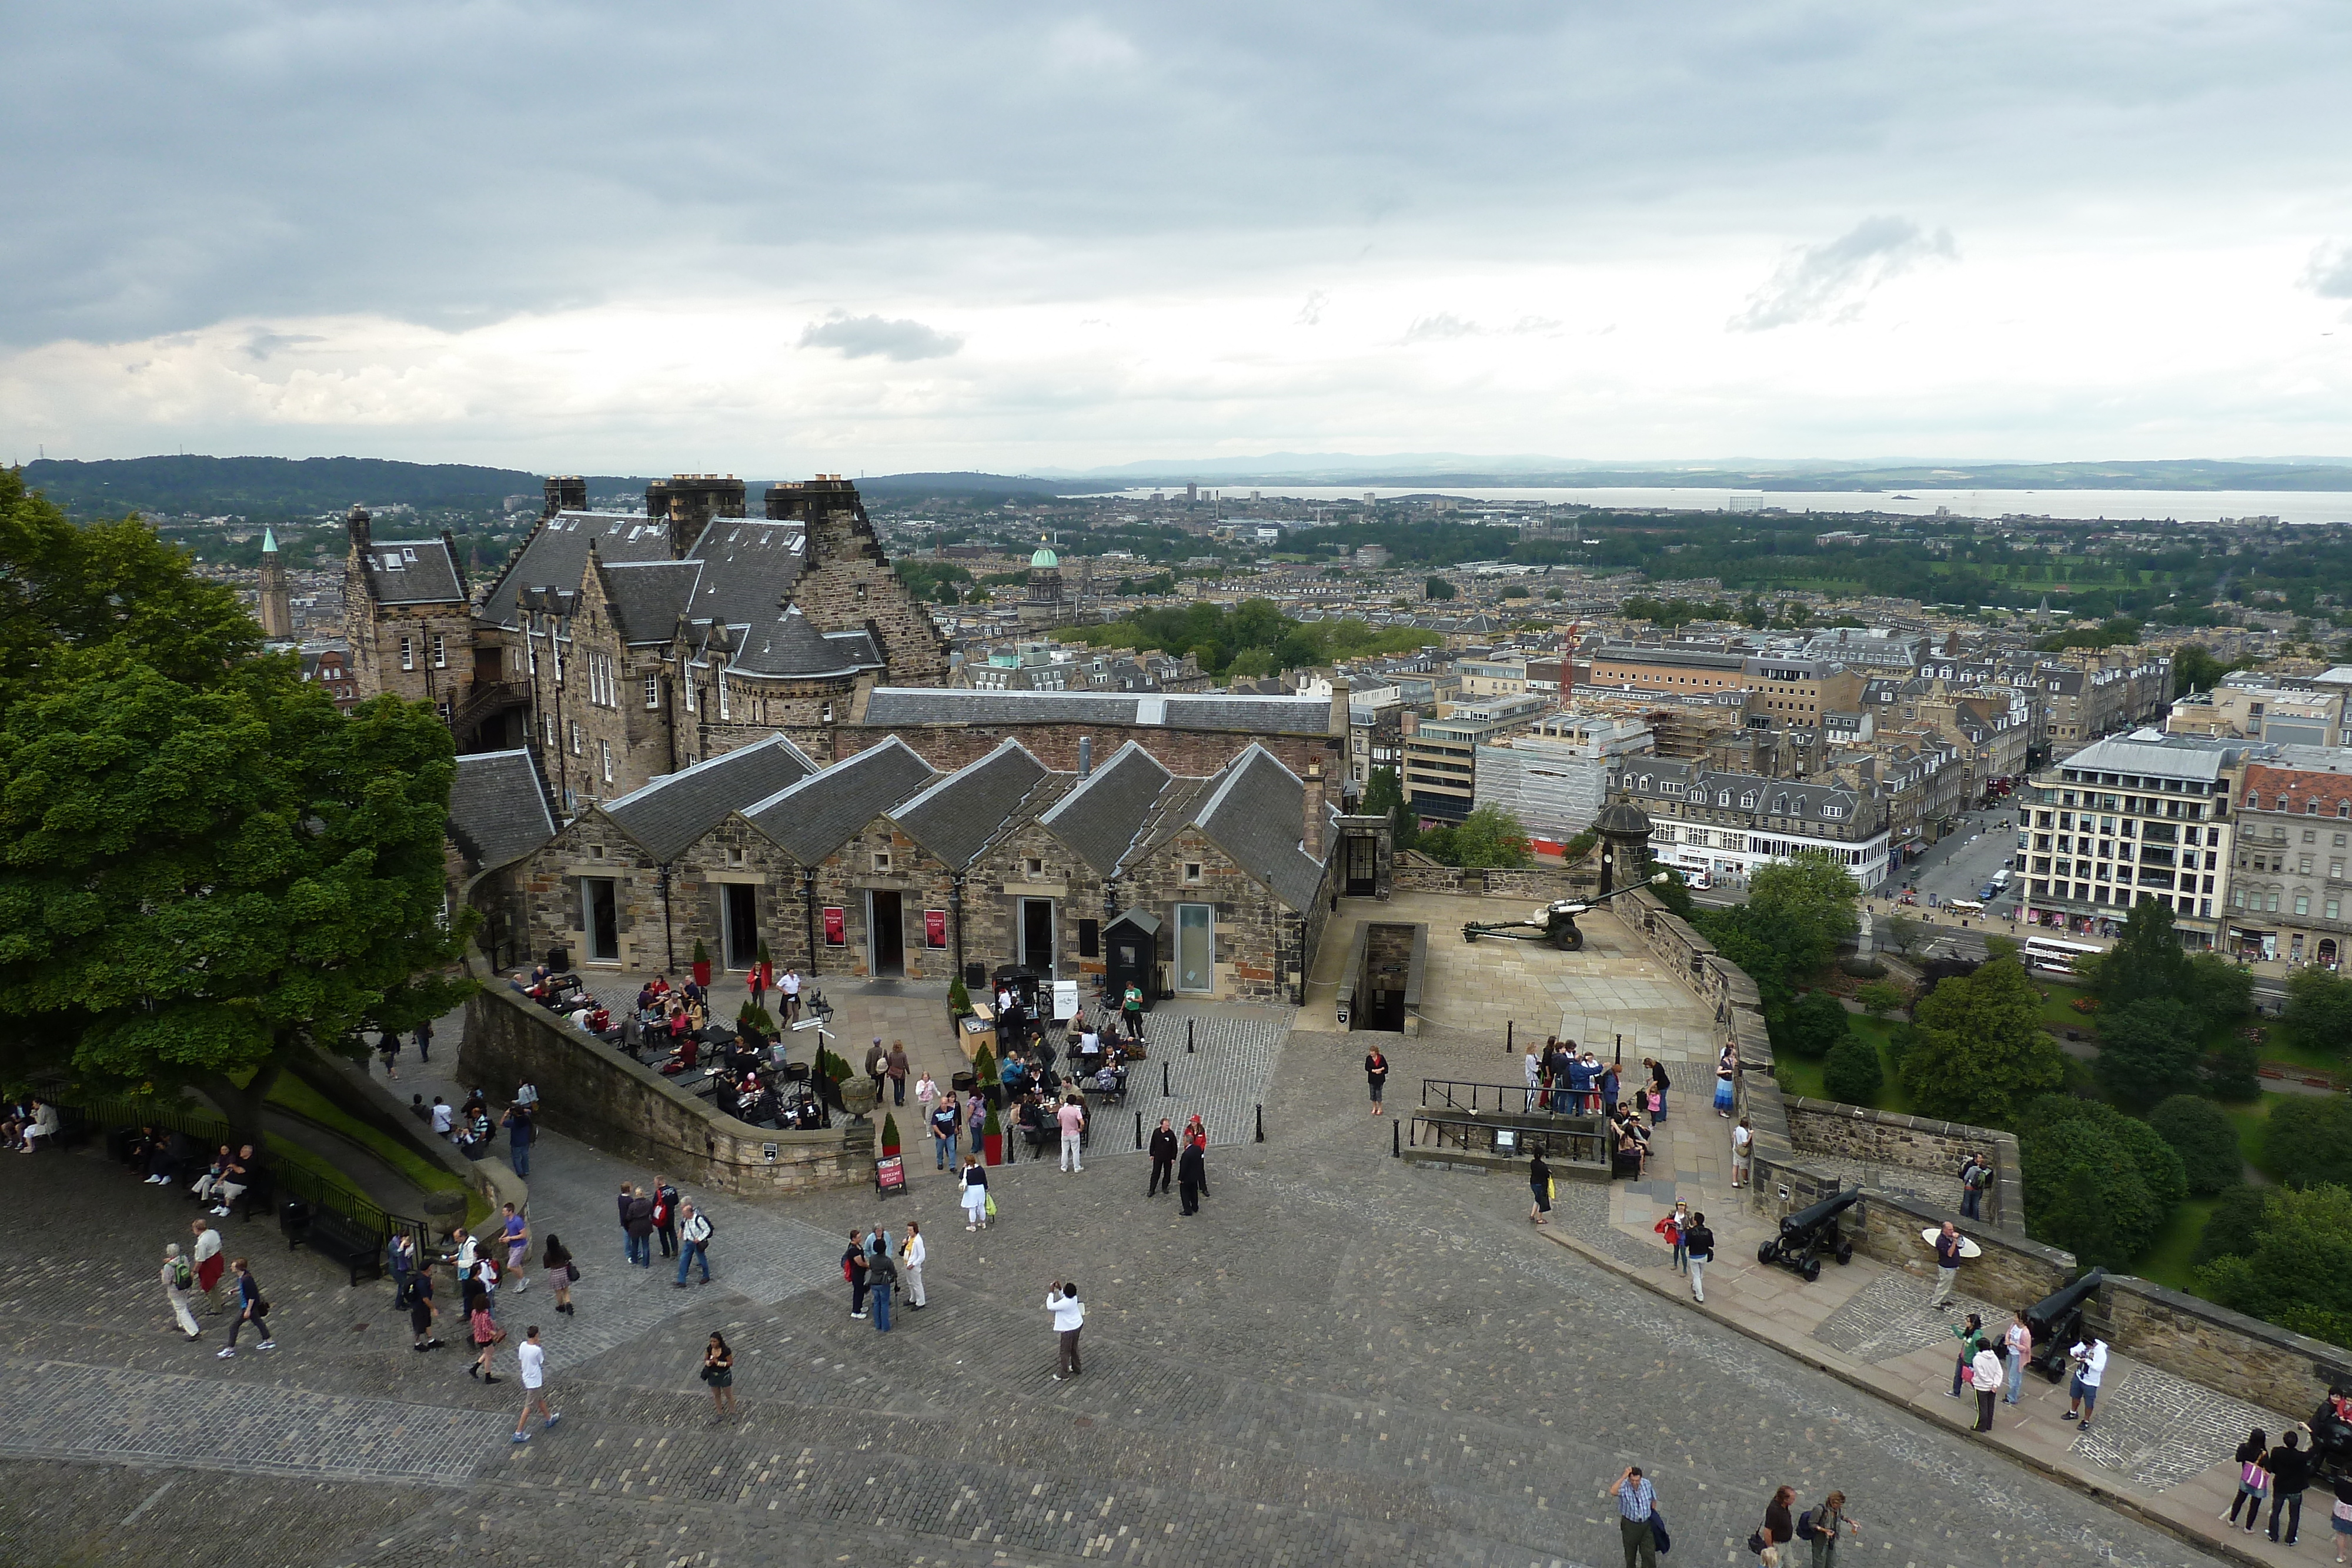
1406, 1109, 1609, 1166
1419, 1077, 1613, 1115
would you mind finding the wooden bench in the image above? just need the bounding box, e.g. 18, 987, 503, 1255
296, 1206, 388, 1286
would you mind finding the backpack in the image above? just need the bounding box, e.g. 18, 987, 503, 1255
1966, 1163, 1990, 1191
1795, 1509, 1819, 1542
171, 1256, 193, 1290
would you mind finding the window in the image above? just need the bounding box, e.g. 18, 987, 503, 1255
399, 636, 415, 671
2329, 899, 2342, 921
726, 845, 744, 867
717, 681, 730, 720
2308, 830, 2320, 843
1024, 857, 1044, 878
1077, 918, 1099, 958
1183, 861, 1203, 884
588, 844, 604, 861
2295, 893, 2310, 916
1176, 903, 1213, 993
569, 721, 583, 756
821, 702, 834, 724
645, 673, 660, 709
684, 672, 696, 713
600, 741, 613, 784
543, 714, 556, 747
873, 849, 892, 872
432, 634, 447, 670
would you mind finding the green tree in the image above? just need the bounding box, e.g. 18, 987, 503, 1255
1648, 865, 1696, 921
1822, 1031, 1885, 1105
1424, 576, 1457, 601
1903, 957, 2066, 1124
1450, 806, 1532, 870
2283, 965, 2352, 1059
2196, 1183, 2352, 1350
1855, 980, 1906, 1019
2147, 1094, 2243, 1196
2092, 997, 2202, 1107
2266, 1095, 2352, 1191
1362, 765, 1416, 854
1226, 647, 1274, 681
1772, 989, 1850, 1060
2182, 950, 2254, 1034
2190, 1182, 2271, 1268
0, 665, 473, 1146
1416, 824, 1459, 864
2170, 643, 2231, 697
1881, 914, 1927, 957
2018, 1096, 2186, 1265
1743, 851, 1860, 978
2089, 897, 2191, 1009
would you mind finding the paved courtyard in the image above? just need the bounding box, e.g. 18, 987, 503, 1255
0, 907, 2239, 1568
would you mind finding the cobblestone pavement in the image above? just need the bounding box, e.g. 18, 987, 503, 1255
2, 983, 2228, 1567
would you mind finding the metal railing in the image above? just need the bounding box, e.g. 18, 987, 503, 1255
1406, 1111, 1609, 1167
1419, 1078, 1614, 1116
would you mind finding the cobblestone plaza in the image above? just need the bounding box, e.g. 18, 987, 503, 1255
0, 910, 2228, 1567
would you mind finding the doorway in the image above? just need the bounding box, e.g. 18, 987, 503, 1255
580, 877, 619, 963
1344, 834, 1377, 897
1175, 902, 1213, 993
723, 884, 758, 970
1020, 897, 1056, 978
868, 890, 904, 977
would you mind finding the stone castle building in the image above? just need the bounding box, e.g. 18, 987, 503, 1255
342, 473, 951, 815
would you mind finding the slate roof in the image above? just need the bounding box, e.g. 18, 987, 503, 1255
602, 734, 820, 861
446, 749, 556, 872
1037, 741, 1174, 875
861, 688, 1331, 734
480, 513, 674, 628
681, 517, 808, 629
598, 560, 702, 644
730, 606, 883, 680
891, 741, 1051, 871
1191, 744, 1327, 912
744, 738, 936, 864
358, 537, 467, 607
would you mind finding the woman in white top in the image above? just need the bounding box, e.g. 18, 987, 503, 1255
958, 1158, 990, 1230
901, 1221, 927, 1308
1970, 1345, 2005, 1432
2002, 1309, 2033, 1405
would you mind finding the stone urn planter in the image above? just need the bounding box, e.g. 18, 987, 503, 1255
838, 1076, 880, 1121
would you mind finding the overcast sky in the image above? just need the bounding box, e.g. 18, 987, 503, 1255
7, 1, 2352, 474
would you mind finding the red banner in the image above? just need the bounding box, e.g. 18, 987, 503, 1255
924, 908, 947, 948
823, 905, 846, 946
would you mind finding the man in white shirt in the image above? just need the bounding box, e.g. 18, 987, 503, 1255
2064, 1337, 2108, 1429
512, 1325, 558, 1443
515, 1081, 540, 1109
781, 968, 802, 1024
1056, 1097, 1086, 1173
1047, 1282, 1085, 1380
1730, 1116, 1754, 1190
431, 1098, 454, 1138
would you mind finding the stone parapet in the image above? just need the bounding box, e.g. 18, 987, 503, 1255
1783, 1098, 2020, 1232
2095, 1275, 2352, 1420
1845, 1188, 2075, 1306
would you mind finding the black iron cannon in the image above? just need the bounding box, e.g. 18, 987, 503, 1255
2023, 1268, 2107, 1382
1463, 898, 1591, 951
1755, 1188, 1860, 1282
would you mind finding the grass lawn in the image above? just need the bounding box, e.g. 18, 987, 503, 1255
2132, 1196, 2217, 1292
2248, 1031, 2348, 1079
264, 1074, 468, 1199
2219, 1095, 2286, 1181
1774, 1014, 1916, 1115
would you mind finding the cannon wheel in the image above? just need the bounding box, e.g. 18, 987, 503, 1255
1801, 1256, 1823, 1283
1462, 926, 1479, 944
1756, 1239, 1779, 1265
1836, 1240, 1854, 1265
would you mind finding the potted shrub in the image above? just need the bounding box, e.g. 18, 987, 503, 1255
691, 938, 712, 989
971, 1041, 1000, 1108
880, 1112, 901, 1158
982, 1102, 1003, 1165
948, 972, 973, 1022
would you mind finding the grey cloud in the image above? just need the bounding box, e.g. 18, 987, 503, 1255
798, 312, 963, 362
1404, 312, 1478, 342
2303, 243, 2352, 299
1295, 290, 1328, 326
1731, 217, 1957, 332
244, 330, 325, 361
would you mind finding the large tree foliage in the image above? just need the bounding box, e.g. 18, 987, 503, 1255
1430, 806, 1531, 870
2018, 1095, 2187, 1268
2266, 1095, 2352, 1192
2283, 966, 2352, 1061
2093, 997, 2203, 1108
0, 473, 471, 1142
1696, 848, 1860, 1020
2196, 1184, 2352, 1350
1902, 956, 2066, 1125
2147, 1094, 2244, 1198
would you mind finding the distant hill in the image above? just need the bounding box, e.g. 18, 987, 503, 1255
18, 456, 652, 521
854, 472, 1110, 499
1038, 455, 2352, 492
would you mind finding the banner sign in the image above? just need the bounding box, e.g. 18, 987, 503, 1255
924, 908, 948, 948
874, 1155, 906, 1195
823, 905, 846, 946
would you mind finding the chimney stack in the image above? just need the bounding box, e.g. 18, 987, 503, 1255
345, 503, 371, 551
1078, 735, 1093, 780
1304, 756, 1328, 863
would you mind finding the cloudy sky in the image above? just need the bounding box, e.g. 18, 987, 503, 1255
7, 1, 2352, 473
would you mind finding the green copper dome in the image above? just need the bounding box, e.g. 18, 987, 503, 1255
1030, 539, 1059, 569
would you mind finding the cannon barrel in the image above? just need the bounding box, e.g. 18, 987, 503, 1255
1778, 1188, 1862, 1239
2024, 1267, 2106, 1340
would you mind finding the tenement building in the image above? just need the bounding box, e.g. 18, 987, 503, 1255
2016, 729, 2242, 947
1608, 757, 1894, 891
2223, 760, 2352, 967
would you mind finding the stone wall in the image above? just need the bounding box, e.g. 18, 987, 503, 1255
1846, 1189, 2076, 1308
457, 951, 873, 1196
2095, 1276, 2352, 1419
1783, 1099, 2020, 1232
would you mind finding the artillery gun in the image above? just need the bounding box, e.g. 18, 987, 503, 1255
1462, 872, 1673, 951
1755, 1188, 1861, 1282
2024, 1268, 2107, 1382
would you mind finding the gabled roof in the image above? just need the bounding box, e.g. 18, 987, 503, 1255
860, 687, 1331, 734
602, 734, 820, 861
358, 537, 466, 607
891, 740, 1051, 871
681, 517, 808, 629
1191, 744, 1327, 912
447, 749, 556, 872
730, 606, 884, 679
744, 738, 936, 864
1037, 741, 1175, 875
480, 512, 675, 628
598, 560, 703, 645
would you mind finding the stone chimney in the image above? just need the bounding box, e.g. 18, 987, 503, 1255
1078, 735, 1093, 779
543, 476, 587, 517
1303, 757, 1328, 862
345, 503, 372, 551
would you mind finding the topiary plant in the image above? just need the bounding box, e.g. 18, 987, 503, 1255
973, 1041, 998, 1087
880, 1112, 901, 1155
1821, 1031, 1885, 1106
692, 938, 709, 964
737, 998, 776, 1035
948, 973, 973, 1019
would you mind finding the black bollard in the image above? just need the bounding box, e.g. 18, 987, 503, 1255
1162, 1059, 1171, 1096
1391, 1118, 1400, 1158
1134, 1111, 1143, 1150
1255, 1102, 1265, 1143
1506, 1018, 1513, 1058
1187, 1019, 1195, 1054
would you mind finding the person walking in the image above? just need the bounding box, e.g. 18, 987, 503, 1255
780, 967, 801, 1025
2002, 1309, 2032, 1405
843, 1231, 871, 1318
1528, 1149, 1552, 1226
931, 1092, 961, 1171
512, 1325, 559, 1443
377, 1031, 399, 1080
1365, 1047, 1389, 1115
624, 1185, 655, 1269
2227, 1428, 2270, 1531
1759, 1485, 1797, 1559
1056, 1094, 1085, 1173
616, 1182, 636, 1259
1682, 1211, 1714, 1303
1948, 1312, 1987, 1399
901, 1221, 927, 1309
190, 1217, 226, 1315
499, 1202, 530, 1293
914, 1069, 940, 1119
2062, 1335, 2107, 1429
1177, 1136, 1207, 1216
1972, 1340, 2005, 1430
653, 1176, 681, 1260
1654, 1201, 1689, 1274
413, 1018, 433, 1063
1148, 1118, 1178, 1196
1930, 1221, 1966, 1309
886, 1041, 910, 1106
701, 1331, 736, 1418
467, 1290, 505, 1382
543, 1234, 576, 1316
403, 1258, 442, 1351
1714, 1044, 1736, 1116
2269, 1425, 2313, 1545
159, 1243, 203, 1342
1047, 1281, 1084, 1380
868, 1236, 897, 1331
1800, 1491, 1860, 1566
1731, 1116, 1754, 1189
865, 1038, 888, 1101
676, 1201, 713, 1287
2330, 1472, 2352, 1563
501, 1103, 534, 1179
1609, 1465, 1660, 1568
960, 1155, 990, 1230
218, 1258, 274, 1358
